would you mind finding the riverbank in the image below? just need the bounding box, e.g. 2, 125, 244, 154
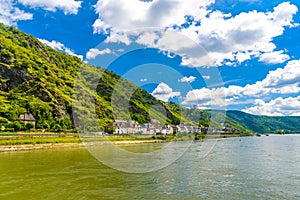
0, 133, 254, 152
0, 139, 174, 152
0, 134, 170, 152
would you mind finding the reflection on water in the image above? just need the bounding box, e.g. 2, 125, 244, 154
0, 135, 300, 199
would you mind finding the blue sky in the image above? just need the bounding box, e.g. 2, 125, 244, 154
1, 0, 300, 116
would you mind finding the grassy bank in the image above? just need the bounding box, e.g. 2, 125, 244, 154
0, 136, 81, 146
0, 132, 253, 146
0, 135, 174, 146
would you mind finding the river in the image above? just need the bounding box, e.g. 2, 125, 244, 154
0, 135, 300, 199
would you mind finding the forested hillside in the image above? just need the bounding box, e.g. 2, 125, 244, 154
0, 23, 299, 134
226, 110, 300, 133
0, 23, 182, 131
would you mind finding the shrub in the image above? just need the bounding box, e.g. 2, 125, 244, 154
12, 121, 22, 131
25, 122, 34, 130
51, 124, 61, 132
43, 122, 50, 130
4, 128, 14, 132
0, 117, 9, 124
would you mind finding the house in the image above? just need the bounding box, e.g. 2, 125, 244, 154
111, 120, 128, 134
175, 124, 201, 134
18, 112, 36, 126
161, 125, 174, 135
111, 120, 142, 134
186, 126, 201, 134
176, 124, 188, 133
127, 121, 142, 134
141, 123, 156, 135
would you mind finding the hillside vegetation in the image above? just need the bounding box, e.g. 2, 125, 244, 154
0, 23, 183, 131
226, 110, 300, 134
0, 23, 299, 134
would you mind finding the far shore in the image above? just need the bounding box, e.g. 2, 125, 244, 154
0, 132, 255, 152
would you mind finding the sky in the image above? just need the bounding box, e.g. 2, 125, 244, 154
1, 0, 300, 116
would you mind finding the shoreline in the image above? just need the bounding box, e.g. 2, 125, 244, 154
0, 142, 84, 152
0, 134, 253, 152
0, 139, 171, 152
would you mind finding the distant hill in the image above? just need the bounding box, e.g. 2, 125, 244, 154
182, 109, 300, 134
0, 23, 299, 134
225, 110, 300, 134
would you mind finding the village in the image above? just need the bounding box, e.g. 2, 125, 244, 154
108, 119, 240, 135
0, 110, 240, 135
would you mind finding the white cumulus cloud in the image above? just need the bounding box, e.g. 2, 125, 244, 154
93, 0, 213, 34
203, 75, 210, 80
0, 0, 33, 25
181, 2, 298, 66
182, 85, 242, 107
178, 76, 196, 83
0, 0, 82, 25
86, 48, 112, 59
259, 50, 290, 64
244, 59, 300, 96
183, 59, 300, 112
242, 96, 300, 116
93, 1, 298, 67
39, 38, 83, 60
151, 82, 180, 102
18, 0, 82, 14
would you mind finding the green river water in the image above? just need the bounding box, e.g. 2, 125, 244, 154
0, 135, 300, 199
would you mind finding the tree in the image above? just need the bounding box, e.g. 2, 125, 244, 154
52, 124, 61, 132
42, 122, 50, 130
199, 111, 210, 128
12, 121, 22, 131
0, 117, 8, 124
59, 118, 72, 130
7, 101, 26, 121
25, 122, 34, 130
29, 98, 53, 128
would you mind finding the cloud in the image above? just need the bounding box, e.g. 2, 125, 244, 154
0, 0, 82, 25
0, 0, 33, 25
182, 85, 241, 107
39, 38, 83, 60
259, 50, 290, 64
86, 48, 112, 59
93, 1, 298, 67
183, 59, 300, 111
104, 33, 131, 45
244, 59, 300, 95
181, 2, 298, 66
39, 39, 65, 50
178, 76, 196, 83
151, 82, 180, 102
93, 0, 213, 34
18, 0, 82, 14
136, 32, 160, 47
242, 96, 300, 116
203, 75, 210, 80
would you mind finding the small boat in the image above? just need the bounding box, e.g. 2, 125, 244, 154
266, 134, 269, 136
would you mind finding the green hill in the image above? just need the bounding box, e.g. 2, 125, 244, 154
0, 23, 182, 132
0, 23, 299, 134
225, 110, 300, 134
